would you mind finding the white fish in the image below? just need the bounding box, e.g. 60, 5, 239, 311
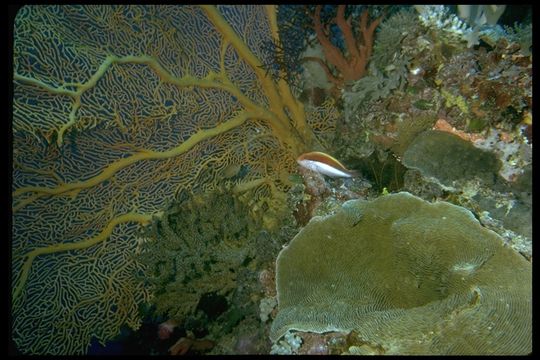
297, 151, 358, 178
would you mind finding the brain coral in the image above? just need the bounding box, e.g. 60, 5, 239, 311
270, 192, 531, 355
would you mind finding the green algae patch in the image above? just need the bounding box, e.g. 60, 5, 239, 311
271, 192, 531, 355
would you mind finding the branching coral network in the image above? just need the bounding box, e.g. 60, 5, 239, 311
304, 5, 383, 89
12, 5, 332, 354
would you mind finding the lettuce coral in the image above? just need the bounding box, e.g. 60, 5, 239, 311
271, 192, 531, 355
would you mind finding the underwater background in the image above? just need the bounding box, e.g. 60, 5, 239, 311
11, 5, 531, 355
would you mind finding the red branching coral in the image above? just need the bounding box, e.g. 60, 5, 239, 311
305, 5, 383, 89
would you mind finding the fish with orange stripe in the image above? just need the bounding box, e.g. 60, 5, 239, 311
296, 151, 359, 178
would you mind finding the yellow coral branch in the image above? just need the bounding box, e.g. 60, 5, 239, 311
13, 73, 78, 97
232, 178, 269, 194
201, 5, 314, 153
13, 44, 311, 210
13, 211, 156, 301
201, 6, 301, 148
201, 6, 283, 112
12, 193, 46, 213
264, 5, 280, 46
13, 110, 255, 208
14, 55, 267, 147
262, 5, 314, 144
15, 8, 314, 154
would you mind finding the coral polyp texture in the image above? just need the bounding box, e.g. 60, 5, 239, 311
402, 130, 502, 186
12, 5, 330, 354
271, 192, 531, 355
137, 189, 264, 323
